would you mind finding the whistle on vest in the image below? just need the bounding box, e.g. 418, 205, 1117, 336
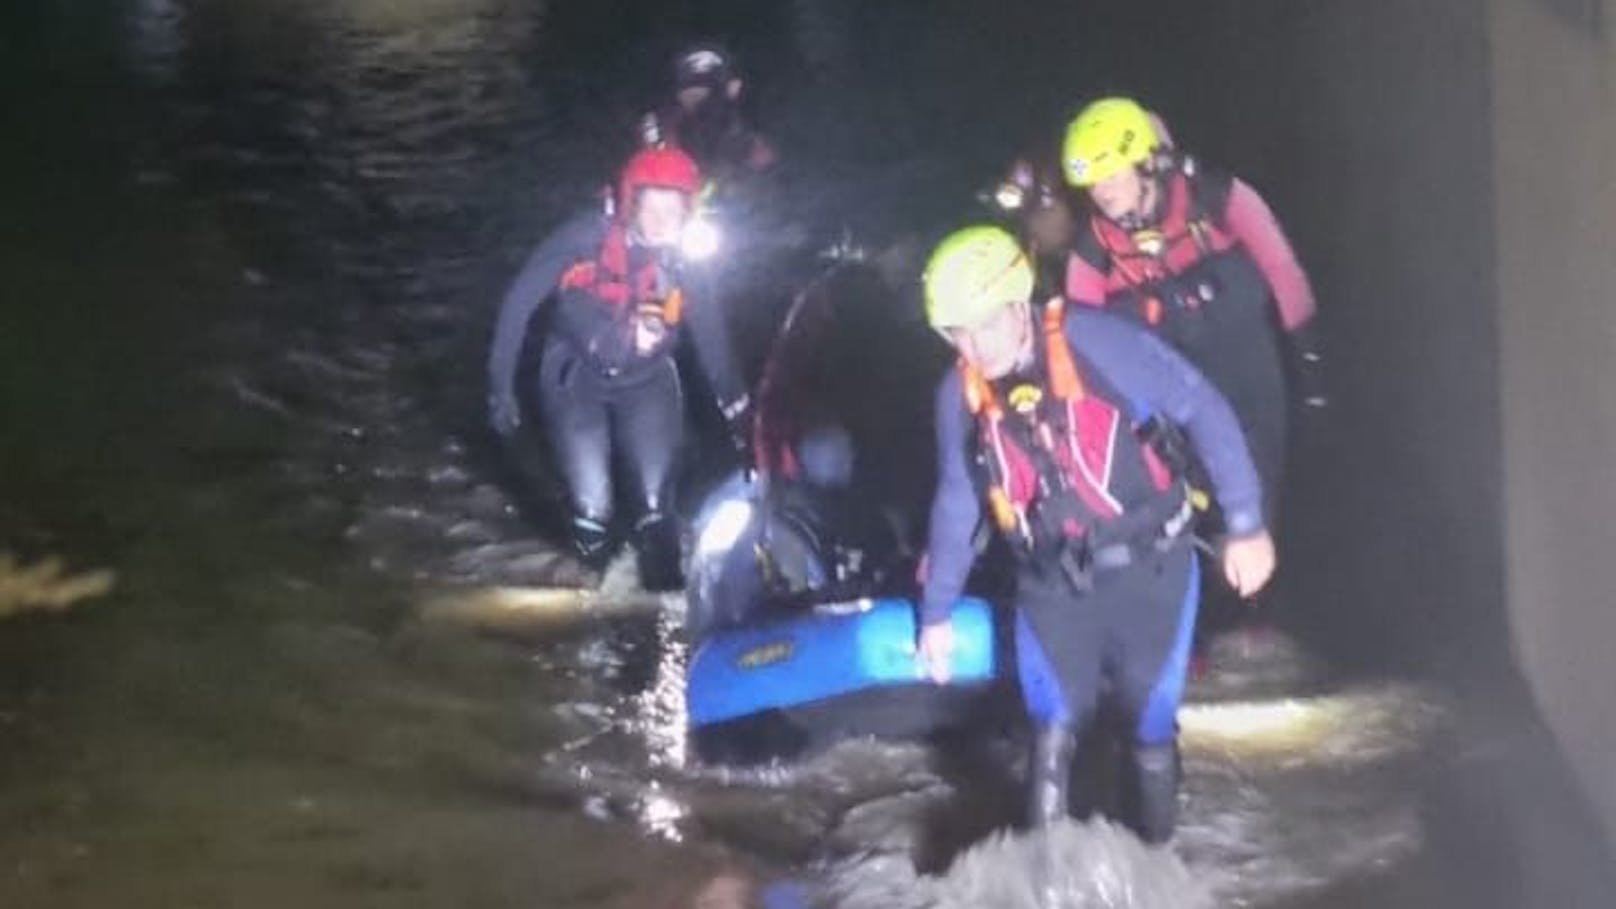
1007, 383, 1043, 415
1057, 541, 1094, 593
1130, 228, 1166, 257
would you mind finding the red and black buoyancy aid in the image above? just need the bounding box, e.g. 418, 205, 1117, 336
960, 299, 1187, 560
1087, 158, 1258, 332
557, 221, 686, 356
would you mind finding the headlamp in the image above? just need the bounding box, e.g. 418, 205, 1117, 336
681, 216, 722, 262
993, 182, 1026, 212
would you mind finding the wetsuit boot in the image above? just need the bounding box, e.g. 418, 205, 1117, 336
1125, 741, 1180, 844
634, 510, 683, 592
571, 515, 614, 571
1026, 723, 1078, 828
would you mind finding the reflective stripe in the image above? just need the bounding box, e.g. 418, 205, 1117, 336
1016, 612, 1070, 725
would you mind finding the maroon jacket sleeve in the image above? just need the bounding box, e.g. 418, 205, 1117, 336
1224, 178, 1316, 331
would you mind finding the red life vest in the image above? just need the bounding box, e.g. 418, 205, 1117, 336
1088, 160, 1240, 328
958, 300, 1177, 552
557, 221, 686, 327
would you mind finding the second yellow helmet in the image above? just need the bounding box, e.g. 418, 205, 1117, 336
922, 226, 1035, 330
1062, 97, 1162, 188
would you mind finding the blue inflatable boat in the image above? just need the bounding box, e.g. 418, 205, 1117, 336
686, 592, 1005, 763
682, 458, 1009, 763
688, 594, 997, 726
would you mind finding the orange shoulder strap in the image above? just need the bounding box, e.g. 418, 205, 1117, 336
959, 358, 1000, 420
1042, 299, 1085, 401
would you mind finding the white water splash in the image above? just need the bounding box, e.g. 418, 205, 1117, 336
816, 819, 1212, 909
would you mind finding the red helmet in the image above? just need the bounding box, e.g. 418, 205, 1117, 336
618, 147, 701, 210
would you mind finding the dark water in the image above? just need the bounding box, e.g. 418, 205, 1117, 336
0, 2, 1561, 907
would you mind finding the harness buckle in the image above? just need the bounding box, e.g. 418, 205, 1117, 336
1057, 542, 1093, 593
1159, 494, 1194, 546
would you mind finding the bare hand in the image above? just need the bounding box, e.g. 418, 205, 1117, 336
916, 620, 954, 684
1222, 531, 1277, 598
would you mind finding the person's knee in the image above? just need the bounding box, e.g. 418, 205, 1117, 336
569, 479, 614, 524
622, 418, 681, 511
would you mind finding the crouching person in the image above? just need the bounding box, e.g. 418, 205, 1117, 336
914, 226, 1275, 842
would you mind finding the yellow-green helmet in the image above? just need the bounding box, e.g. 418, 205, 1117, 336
923, 226, 1034, 330
1062, 97, 1162, 188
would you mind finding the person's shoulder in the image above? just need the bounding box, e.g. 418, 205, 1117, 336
559, 206, 610, 235
538, 207, 610, 256
1182, 155, 1236, 217
1063, 302, 1178, 370
1064, 301, 1139, 340
933, 367, 969, 423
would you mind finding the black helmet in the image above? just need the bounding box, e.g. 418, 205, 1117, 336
674, 42, 735, 90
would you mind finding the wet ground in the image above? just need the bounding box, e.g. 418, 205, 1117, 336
2, 2, 1610, 907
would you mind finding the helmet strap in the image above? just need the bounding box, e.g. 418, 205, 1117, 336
1116, 168, 1165, 232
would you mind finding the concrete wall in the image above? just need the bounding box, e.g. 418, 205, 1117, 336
1492, 0, 1616, 852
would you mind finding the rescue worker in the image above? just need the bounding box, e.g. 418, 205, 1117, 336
486, 147, 749, 590
985, 156, 1076, 295
751, 262, 940, 521
641, 42, 776, 183
1061, 97, 1325, 518
915, 226, 1275, 842
987, 114, 1172, 296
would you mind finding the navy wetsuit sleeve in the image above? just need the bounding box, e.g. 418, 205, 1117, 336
680, 269, 748, 414
486, 212, 606, 401
1065, 308, 1266, 537
920, 372, 982, 626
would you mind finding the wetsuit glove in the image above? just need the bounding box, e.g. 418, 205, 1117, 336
1289, 321, 1328, 411
489, 390, 522, 437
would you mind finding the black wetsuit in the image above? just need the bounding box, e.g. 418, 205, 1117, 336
922, 306, 1265, 840
1066, 162, 1319, 526
655, 100, 774, 186
487, 210, 746, 558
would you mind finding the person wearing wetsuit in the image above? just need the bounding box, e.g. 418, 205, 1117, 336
915, 227, 1275, 842
984, 156, 1075, 296
640, 42, 776, 184
1061, 97, 1324, 522
986, 114, 1174, 297
486, 147, 749, 589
